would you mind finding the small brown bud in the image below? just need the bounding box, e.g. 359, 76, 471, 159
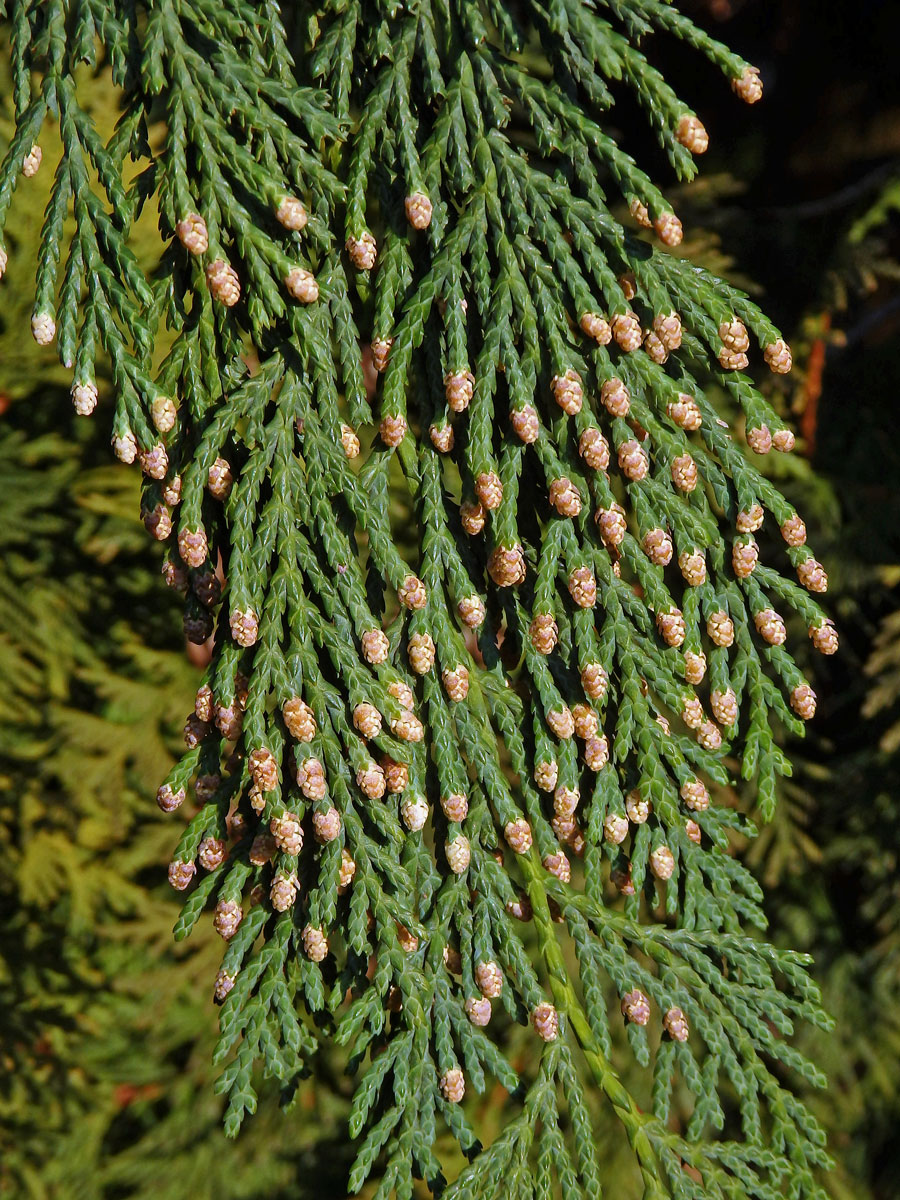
458, 595, 486, 628
178, 527, 208, 568
553, 786, 580, 818
113, 431, 137, 464
583, 734, 610, 771
747, 425, 773, 455
601, 376, 630, 418
732, 66, 763, 103
388, 680, 415, 709
390, 711, 425, 742
629, 197, 652, 228
531, 1002, 559, 1042
697, 720, 723, 751
465, 996, 492, 1026
572, 703, 599, 740
654, 313, 683, 352
685, 819, 702, 844
214, 899, 243, 940
732, 539, 758, 579
579, 311, 612, 343
339, 849, 357, 890
371, 337, 393, 372
249, 747, 278, 793
346, 230, 377, 270
596, 503, 627, 547
618, 439, 649, 481
312, 806, 341, 844
664, 1006, 690, 1042
380, 412, 408, 448
550, 368, 583, 415
790, 682, 817, 720
72, 380, 99, 416
429, 422, 454, 452
360, 629, 390, 666
643, 528, 673, 565
440, 1067, 465, 1103
295, 759, 327, 805
677, 113, 708, 154
139, 444, 169, 480
754, 607, 786, 646
445, 370, 475, 412
650, 845, 675, 880
487, 543, 526, 587
579, 427, 610, 470
680, 778, 710, 812
568, 566, 597, 608
656, 608, 686, 647
671, 453, 698, 492
626, 789, 650, 824
644, 330, 668, 364
442, 665, 470, 702
711, 688, 738, 727
441, 792, 469, 822
797, 557, 828, 593
460, 501, 486, 536
168, 860, 196, 891
581, 662, 608, 700
356, 760, 386, 799
764, 338, 793, 374
408, 632, 436, 674
476, 960, 504, 998
475, 471, 503, 510
510, 405, 540, 443
445, 834, 471, 874
678, 549, 706, 587
707, 611, 734, 647
809, 619, 839, 656
534, 760, 559, 792
719, 346, 749, 370
504, 818, 533, 853
549, 476, 581, 517
143, 503, 172, 541
667, 393, 702, 430
22, 144, 43, 177
621, 989, 651, 1025
206, 259, 240, 306
737, 504, 765, 533
157, 783, 185, 813
214, 970, 236, 1003
780, 514, 807, 547
773, 428, 796, 453
283, 697, 316, 741
183, 713, 209, 748
654, 212, 683, 247
684, 650, 707, 685
176, 212, 209, 255
353, 702, 382, 739
382, 757, 410, 794
302, 925, 329, 961
603, 813, 629, 845
276, 195, 308, 231
398, 574, 427, 610
339, 423, 360, 459
681, 697, 704, 730
206, 456, 233, 499
405, 191, 433, 229
198, 836, 227, 872
230, 608, 259, 648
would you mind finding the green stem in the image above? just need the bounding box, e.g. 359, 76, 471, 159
520, 848, 668, 1200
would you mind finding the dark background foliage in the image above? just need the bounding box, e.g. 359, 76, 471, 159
1, 1, 899, 1195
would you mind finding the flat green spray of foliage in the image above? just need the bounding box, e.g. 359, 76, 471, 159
0, 3, 838, 1197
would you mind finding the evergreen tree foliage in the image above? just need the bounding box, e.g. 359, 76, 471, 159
0, 3, 841, 1197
